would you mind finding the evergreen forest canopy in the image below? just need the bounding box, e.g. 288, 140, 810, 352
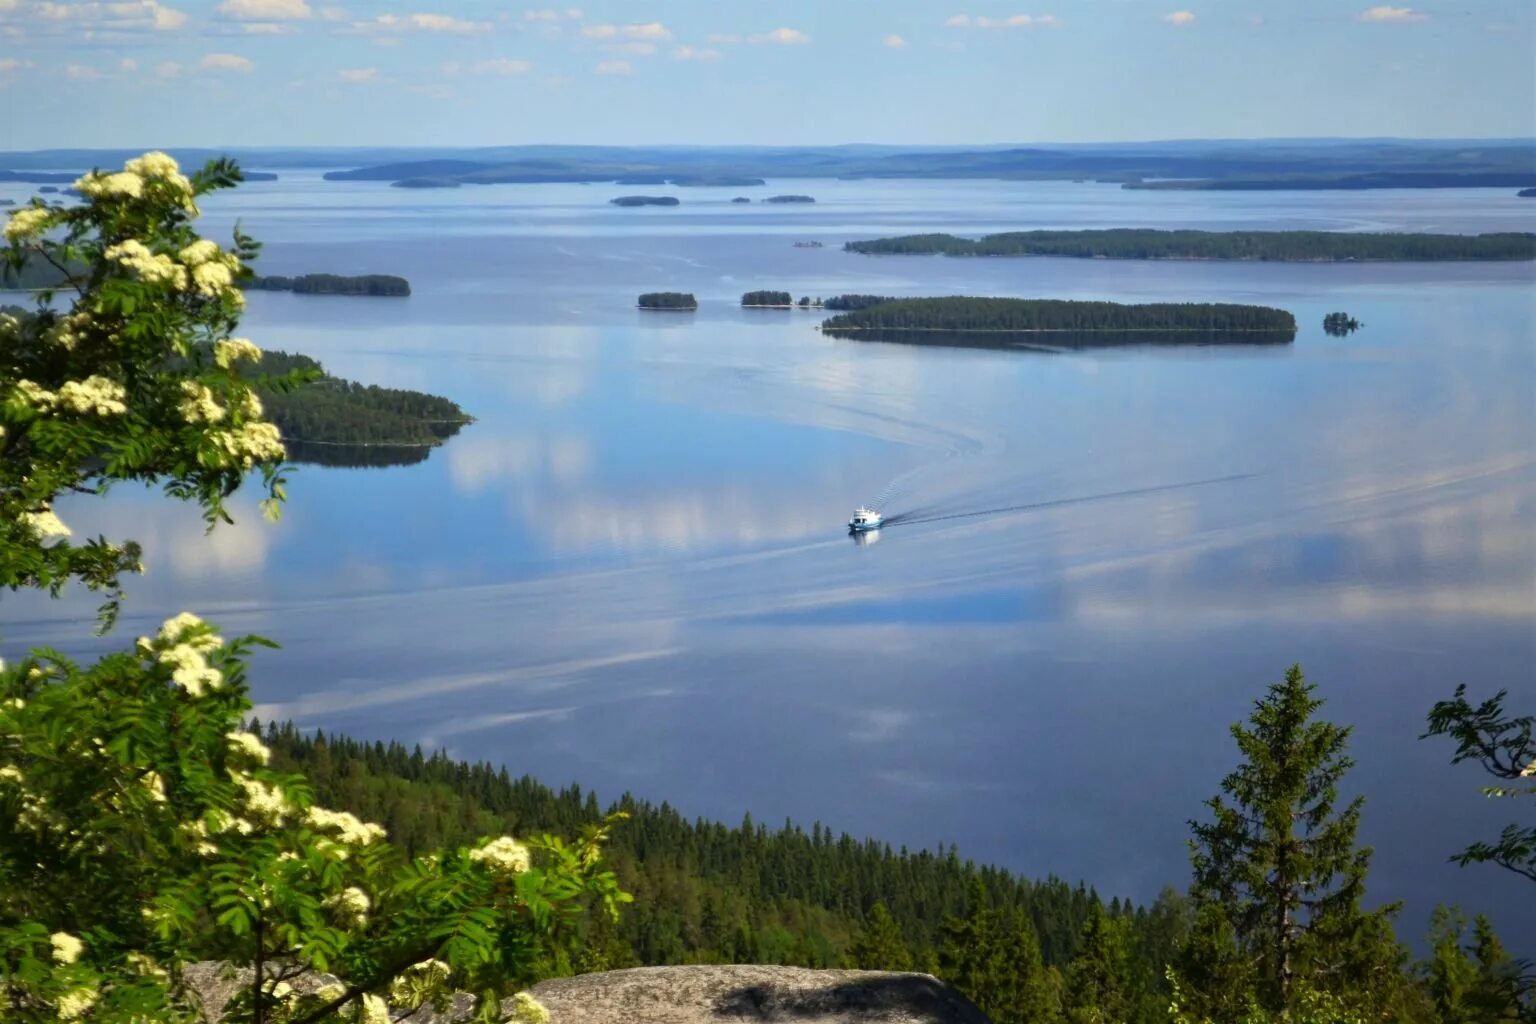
844, 230, 1536, 262
820, 297, 1297, 334
609, 196, 680, 207
638, 291, 697, 309
742, 291, 793, 306
244, 273, 410, 297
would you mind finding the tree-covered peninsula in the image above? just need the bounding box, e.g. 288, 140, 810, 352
844, 229, 1536, 261
638, 291, 697, 310
820, 297, 1297, 334
1519, 188, 1536, 198
237, 349, 472, 466
244, 273, 411, 296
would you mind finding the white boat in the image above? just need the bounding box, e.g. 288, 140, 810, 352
848, 507, 883, 532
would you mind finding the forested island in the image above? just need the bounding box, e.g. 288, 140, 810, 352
765, 195, 816, 204
731, 197, 752, 204
1124, 172, 1536, 191
244, 273, 411, 296
742, 290, 793, 307
610, 195, 680, 207
237, 348, 471, 466
1519, 188, 1536, 198
638, 291, 697, 310
825, 294, 897, 311
1323, 312, 1362, 336
820, 297, 1297, 335
844, 229, 1536, 261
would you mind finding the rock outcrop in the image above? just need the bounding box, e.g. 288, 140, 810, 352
528, 965, 992, 1024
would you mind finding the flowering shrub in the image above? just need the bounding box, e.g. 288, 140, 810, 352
0, 156, 630, 1022
1, 153, 290, 627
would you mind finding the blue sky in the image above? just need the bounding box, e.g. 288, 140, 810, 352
3, 0, 1533, 148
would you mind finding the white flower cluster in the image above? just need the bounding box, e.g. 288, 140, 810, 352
179, 240, 242, 298
388, 959, 452, 1007
155, 617, 224, 696
306, 805, 387, 846
178, 381, 226, 424
227, 730, 271, 764
325, 885, 372, 926
74, 170, 145, 200
50, 932, 84, 965
214, 337, 262, 367
507, 992, 551, 1024
3, 206, 54, 242
468, 836, 531, 877
19, 507, 71, 543
104, 239, 188, 290
57, 986, 98, 1021
237, 773, 291, 824
141, 770, 168, 803
56, 376, 128, 416
125, 151, 192, 192
1521, 758, 1536, 778
46, 311, 94, 351
11, 379, 57, 410
211, 420, 285, 470
191, 260, 236, 298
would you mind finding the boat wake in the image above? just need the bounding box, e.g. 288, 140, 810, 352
876, 473, 1255, 529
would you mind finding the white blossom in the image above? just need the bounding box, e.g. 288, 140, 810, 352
50, 931, 84, 965
158, 643, 222, 696
178, 380, 226, 424
56, 376, 128, 416
507, 992, 551, 1024
227, 730, 271, 764
325, 885, 371, 926
236, 774, 290, 823
358, 993, 389, 1024
57, 986, 98, 1021
306, 805, 387, 845
74, 170, 144, 199
1521, 758, 1536, 779
214, 337, 262, 367
141, 770, 167, 802
104, 239, 188, 289
125, 151, 194, 195
20, 508, 71, 542
12, 379, 59, 410
3, 206, 54, 242
211, 420, 285, 468
178, 239, 222, 266
191, 260, 235, 297
468, 835, 531, 877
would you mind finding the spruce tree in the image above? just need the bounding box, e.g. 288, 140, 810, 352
844, 901, 912, 970
1062, 904, 1134, 1024
1184, 664, 1397, 1015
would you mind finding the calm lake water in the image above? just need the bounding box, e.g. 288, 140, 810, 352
6, 175, 1535, 949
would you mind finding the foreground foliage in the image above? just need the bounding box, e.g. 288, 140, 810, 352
1, 153, 624, 1023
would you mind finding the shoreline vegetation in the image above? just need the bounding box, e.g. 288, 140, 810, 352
244, 273, 411, 296
819, 297, 1297, 335
741, 290, 825, 308
844, 229, 1536, 261
638, 291, 698, 310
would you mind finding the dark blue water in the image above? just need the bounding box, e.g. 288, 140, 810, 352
6, 174, 1535, 950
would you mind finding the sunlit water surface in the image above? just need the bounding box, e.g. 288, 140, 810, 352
5, 175, 1535, 948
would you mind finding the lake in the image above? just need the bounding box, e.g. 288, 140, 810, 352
5, 174, 1534, 949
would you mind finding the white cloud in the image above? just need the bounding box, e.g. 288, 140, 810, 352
471, 57, 531, 75
749, 26, 808, 44
594, 58, 631, 75
155, 59, 182, 76
65, 62, 101, 79
581, 21, 670, 40
199, 51, 255, 71
882, 33, 908, 47
671, 45, 719, 61
32, 1, 188, 31
241, 22, 294, 33
217, 0, 310, 19
317, 4, 345, 20
1358, 5, 1427, 22
602, 41, 656, 55
119, 56, 137, 69
0, 58, 33, 72
524, 7, 581, 20
945, 14, 1059, 29
1163, 10, 1196, 25
362, 12, 491, 33
337, 66, 376, 81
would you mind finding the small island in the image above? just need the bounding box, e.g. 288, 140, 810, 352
1323, 312, 1362, 336
38, 186, 60, 194
1519, 188, 1536, 198
672, 175, 766, 187
610, 195, 681, 207
765, 195, 815, 204
731, 197, 752, 204
792, 241, 824, 249
0, 199, 12, 207
844, 229, 1536, 262
391, 177, 461, 189
638, 291, 698, 310
742, 290, 793, 308
244, 274, 411, 297
232, 348, 471, 468
820, 297, 1297, 336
